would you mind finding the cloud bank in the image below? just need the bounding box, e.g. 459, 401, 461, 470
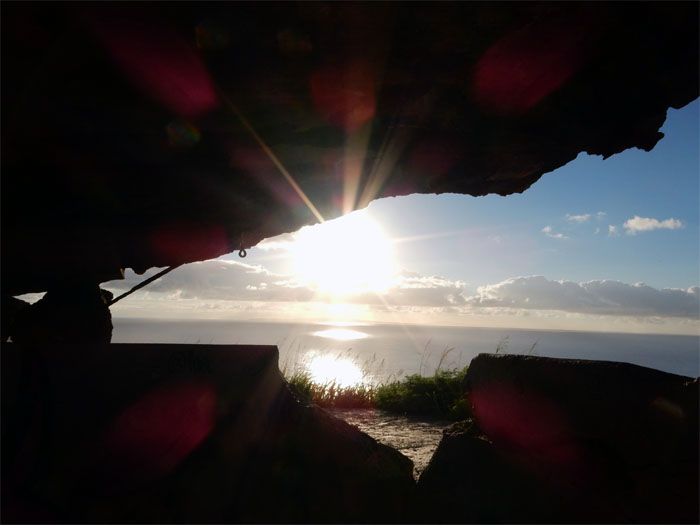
105, 263, 699, 320
467, 276, 699, 318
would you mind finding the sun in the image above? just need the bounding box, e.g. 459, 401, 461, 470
291, 210, 395, 296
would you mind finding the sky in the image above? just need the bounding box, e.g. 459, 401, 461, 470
100, 98, 699, 335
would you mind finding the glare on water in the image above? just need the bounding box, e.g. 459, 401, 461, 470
307, 354, 365, 388
313, 328, 368, 340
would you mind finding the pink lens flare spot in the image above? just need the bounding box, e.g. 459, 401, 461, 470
470, 384, 584, 478
473, 18, 592, 115
91, 16, 219, 117
97, 380, 217, 485
410, 139, 465, 181
310, 60, 377, 132
148, 223, 230, 264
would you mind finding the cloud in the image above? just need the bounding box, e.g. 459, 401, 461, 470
623, 216, 683, 235
256, 232, 298, 251
379, 271, 470, 307
104, 262, 699, 321
566, 211, 606, 224
542, 225, 568, 239
565, 213, 591, 223
465, 276, 699, 318
106, 260, 315, 302
104, 261, 472, 308
608, 225, 619, 237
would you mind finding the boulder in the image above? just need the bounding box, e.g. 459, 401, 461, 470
418, 418, 564, 523
1, 343, 415, 522
417, 354, 699, 523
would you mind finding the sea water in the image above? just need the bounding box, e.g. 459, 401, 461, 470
112, 318, 699, 379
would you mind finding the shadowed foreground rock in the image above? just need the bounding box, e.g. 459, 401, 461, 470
1, 344, 414, 523
418, 354, 699, 523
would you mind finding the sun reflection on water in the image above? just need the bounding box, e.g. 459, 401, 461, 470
313, 328, 368, 340
307, 354, 365, 388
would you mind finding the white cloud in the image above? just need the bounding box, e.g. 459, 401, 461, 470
566, 211, 606, 224
542, 225, 568, 239
379, 271, 470, 307
565, 213, 591, 223
623, 216, 683, 235
256, 232, 298, 251
608, 225, 619, 237
594, 227, 600, 235
465, 276, 699, 318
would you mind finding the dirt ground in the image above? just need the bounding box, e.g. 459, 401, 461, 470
330, 408, 452, 479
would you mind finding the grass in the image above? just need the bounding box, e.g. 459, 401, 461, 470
287, 370, 378, 409
373, 367, 470, 420
284, 345, 471, 421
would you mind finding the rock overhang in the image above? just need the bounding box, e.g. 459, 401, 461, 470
2, 2, 698, 294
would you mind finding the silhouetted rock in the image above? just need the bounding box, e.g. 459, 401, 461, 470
417, 354, 699, 523
9, 285, 113, 344
1, 295, 30, 342
2, 3, 698, 294
1, 343, 415, 523
418, 418, 563, 523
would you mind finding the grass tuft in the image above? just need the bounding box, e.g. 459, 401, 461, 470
373, 367, 470, 420
287, 370, 377, 409
284, 345, 471, 420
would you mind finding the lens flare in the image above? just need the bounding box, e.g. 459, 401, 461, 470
310, 60, 376, 132
167, 120, 201, 148
472, 17, 592, 115
90, 15, 219, 117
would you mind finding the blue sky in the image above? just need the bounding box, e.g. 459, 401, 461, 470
367, 98, 699, 290
102, 99, 698, 334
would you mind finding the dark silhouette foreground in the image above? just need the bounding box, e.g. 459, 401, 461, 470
2, 346, 697, 523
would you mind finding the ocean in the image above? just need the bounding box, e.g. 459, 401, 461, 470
112, 319, 699, 380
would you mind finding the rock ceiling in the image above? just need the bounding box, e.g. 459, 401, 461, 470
2, 2, 698, 295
